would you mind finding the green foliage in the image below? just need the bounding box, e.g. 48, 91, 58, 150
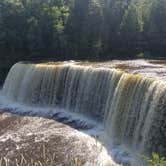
0, 0, 165, 64
143, 153, 166, 166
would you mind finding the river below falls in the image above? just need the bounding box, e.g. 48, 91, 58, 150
0, 100, 141, 166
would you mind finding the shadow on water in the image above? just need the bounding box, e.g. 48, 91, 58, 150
0, 106, 96, 131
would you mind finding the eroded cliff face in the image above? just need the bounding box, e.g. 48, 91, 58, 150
0, 112, 116, 166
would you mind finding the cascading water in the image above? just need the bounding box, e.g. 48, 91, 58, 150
1, 61, 166, 162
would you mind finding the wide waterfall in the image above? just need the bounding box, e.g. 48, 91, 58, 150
2, 61, 166, 158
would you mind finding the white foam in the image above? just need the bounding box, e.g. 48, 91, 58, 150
0, 92, 143, 165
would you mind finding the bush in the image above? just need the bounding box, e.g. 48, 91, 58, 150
143, 153, 166, 166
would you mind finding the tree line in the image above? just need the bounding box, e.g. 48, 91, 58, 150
0, 0, 166, 62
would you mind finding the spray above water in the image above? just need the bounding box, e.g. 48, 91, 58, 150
1, 61, 166, 164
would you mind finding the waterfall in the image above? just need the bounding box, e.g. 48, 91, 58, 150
2, 62, 166, 156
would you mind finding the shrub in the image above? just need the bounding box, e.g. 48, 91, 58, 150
143, 153, 166, 166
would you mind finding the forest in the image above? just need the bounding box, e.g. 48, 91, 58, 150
0, 0, 166, 83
